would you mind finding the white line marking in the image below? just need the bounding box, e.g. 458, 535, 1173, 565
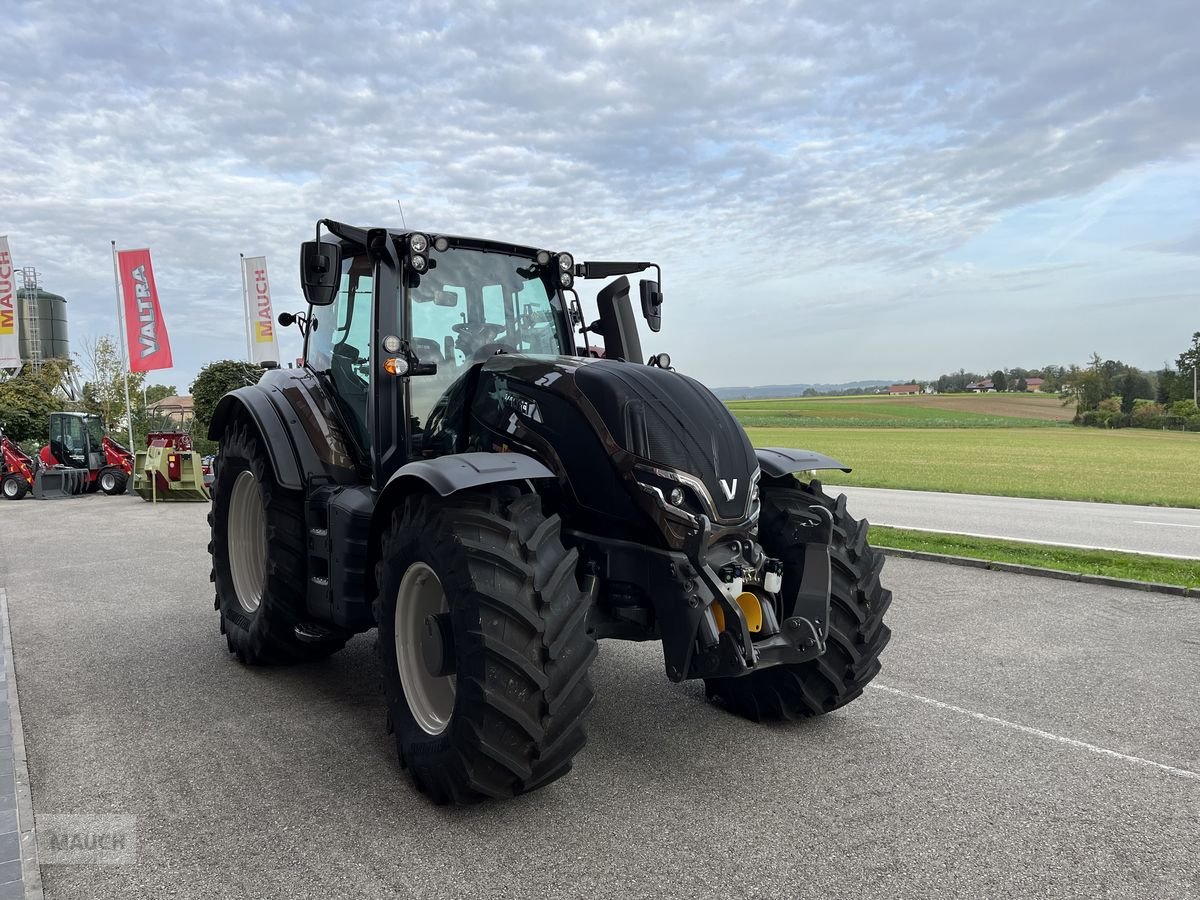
1133, 521, 1200, 529
869, 684, 1200, 782
872, 523, 1200, 560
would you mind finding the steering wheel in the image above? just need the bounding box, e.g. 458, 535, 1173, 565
453, 321, 505, 341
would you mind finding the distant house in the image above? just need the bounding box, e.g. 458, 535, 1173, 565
147, 394, 194, 414
888, 384, 921, 395
1025, 377, 1045, 392
967, 379, 995, 392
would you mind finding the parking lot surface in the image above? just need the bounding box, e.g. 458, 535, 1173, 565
2, 494, 1198, 899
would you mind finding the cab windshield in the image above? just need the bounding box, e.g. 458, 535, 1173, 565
406, 245, 572, 426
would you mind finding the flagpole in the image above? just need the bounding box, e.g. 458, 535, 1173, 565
110, 241, 135, 450
239, 253, 251, 364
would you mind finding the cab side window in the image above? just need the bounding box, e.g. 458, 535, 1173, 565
306, 253, 374, 450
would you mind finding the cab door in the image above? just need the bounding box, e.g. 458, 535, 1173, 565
48, 414, 87, 469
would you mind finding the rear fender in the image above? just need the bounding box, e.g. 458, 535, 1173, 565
208, 387, 304, 489
756, 447, 851, 477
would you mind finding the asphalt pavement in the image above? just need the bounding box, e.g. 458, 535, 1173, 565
2, 493, 1198, 899
835, 485, 1200, 559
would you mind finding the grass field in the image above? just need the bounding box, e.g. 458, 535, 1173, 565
745, 426, 1200, 507
728, 393, 1071, 429
872, 527, 1200, 589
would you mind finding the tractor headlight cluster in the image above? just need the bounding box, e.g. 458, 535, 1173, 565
556, 252, 574, 289
536, 249, 552, 266
409, 233, 429, 273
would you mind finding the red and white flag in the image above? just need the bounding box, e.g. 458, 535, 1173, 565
241, 255, 279, 366
117, 248, 173, 372
0, 236, 21, 369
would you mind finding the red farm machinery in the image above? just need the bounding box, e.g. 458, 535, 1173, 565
37, 412, 134, 497
1, 432, 36, 500
133, 406, 210, 502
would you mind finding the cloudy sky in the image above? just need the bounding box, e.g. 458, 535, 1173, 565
3, 0, 1198, 391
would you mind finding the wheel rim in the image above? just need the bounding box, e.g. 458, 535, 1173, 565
101, 472, 115, 492
3, 480, 17, 498
396, 562, 455, 735
228, 470, 268, 614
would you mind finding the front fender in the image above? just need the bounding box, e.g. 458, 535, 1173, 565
366, 451, 557, 605
382, 451, 555, 498
756, 446, 851, 477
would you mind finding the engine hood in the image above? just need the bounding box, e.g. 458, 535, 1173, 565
573, 360, 759, 521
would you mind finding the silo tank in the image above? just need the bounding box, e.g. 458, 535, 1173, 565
17, 289, 70, 363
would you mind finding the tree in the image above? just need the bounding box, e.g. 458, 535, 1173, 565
1016, 377, 1028, 392
0, 359, 74, 444
191, 361, 263, 439
1156, 367, 1178, 405
1120, 368, 1138, 416
79, 335, 146, 434
1176, 332, 1200, 378
991, 370, 1008, 392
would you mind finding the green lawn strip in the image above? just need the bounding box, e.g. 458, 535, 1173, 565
870, 526, 1200, 589
734, 412, 1058, 428
745, 426, 1200, 508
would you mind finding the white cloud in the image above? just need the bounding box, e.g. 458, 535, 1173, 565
1, 0, 1197, 387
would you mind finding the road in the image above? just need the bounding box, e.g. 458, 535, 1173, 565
835, 485, 1200, 559
2, 494, 1198, 899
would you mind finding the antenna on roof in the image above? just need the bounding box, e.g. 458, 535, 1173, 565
396, 200, 407, 229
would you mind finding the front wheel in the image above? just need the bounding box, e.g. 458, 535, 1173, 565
99, 467, 128, 495
374, 488, 597, 804
704, 476, 892, 720
1, 474, 28, 500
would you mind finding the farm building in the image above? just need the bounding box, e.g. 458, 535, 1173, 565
966, 380, 995, 392
888, 384, 921, 395
1025, 377, 1045, 392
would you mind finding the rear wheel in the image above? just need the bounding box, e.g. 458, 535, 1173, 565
209, 420, 346, 664
1, 474, 28, 500
704, 476, 892, 720
374, 488, 596, 804
99, 467, 127, 495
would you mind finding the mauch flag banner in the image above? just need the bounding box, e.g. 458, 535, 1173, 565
0, 236, 21, 369
117, 248, 173, 372
241, 256, 279, 365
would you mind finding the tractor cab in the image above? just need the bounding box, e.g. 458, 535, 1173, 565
295, 221, 663, 487
46, 412, 106, 472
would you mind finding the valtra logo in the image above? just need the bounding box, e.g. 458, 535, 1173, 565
132, 265, 159, 358
0, 247, 14, 335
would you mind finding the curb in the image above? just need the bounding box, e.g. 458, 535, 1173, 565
878, 547, 1199, 598
0, 589, 42, 900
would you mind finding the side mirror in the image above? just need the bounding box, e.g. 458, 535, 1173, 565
300, 241, 342, 306
639, 279, 662, 333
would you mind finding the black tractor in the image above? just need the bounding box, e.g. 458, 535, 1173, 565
208, 220, 892, 804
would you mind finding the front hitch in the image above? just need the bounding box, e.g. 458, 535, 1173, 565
668, 510, 832, 682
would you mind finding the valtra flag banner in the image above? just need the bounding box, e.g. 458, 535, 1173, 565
241, 256, 279, 365
0, 236, 20, 369
117, 248, 173, 372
